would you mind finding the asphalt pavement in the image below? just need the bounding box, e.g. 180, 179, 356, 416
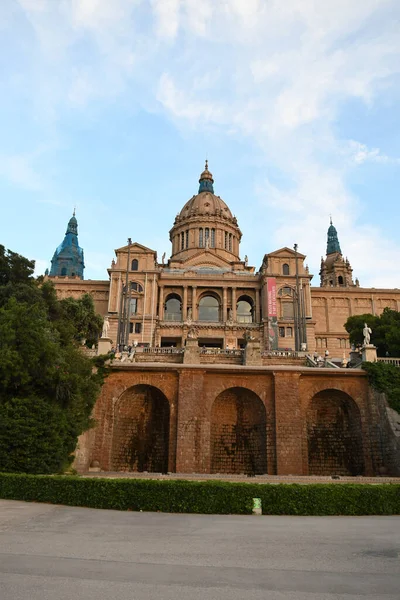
0, 499, 399, 599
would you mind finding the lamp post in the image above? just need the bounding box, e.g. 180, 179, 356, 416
294, 243, 301, 351
117, 238, 132, 350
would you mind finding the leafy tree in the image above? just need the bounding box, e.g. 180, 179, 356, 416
344, 308, 400, 357
362, 362, 400, 413
0, 247, 106, 474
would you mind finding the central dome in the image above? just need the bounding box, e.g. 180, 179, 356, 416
177, 161, 234, 223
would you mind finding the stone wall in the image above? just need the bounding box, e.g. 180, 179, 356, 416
74, 363, 397, 477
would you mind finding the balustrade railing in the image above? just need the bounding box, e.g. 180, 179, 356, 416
377, 357, 400, 367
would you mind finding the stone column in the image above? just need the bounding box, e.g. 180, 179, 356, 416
192, 286, 198, 320
158, 285, 164, 320
231, 287, 237, 321
255, 289, 260, 323
183, 285, 188, 320
222, 287, 227, 322
273, 372, 303, 475
176, 370, 207, 473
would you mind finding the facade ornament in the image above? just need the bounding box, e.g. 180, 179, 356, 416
187, 325, 198, 339
227, 308, 234, 325
244, 329, 255, 342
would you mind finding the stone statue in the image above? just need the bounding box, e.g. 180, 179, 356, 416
363, 323, 372, 346
162, 252, 166, 265
101, 316, 109, 338
205, 237, 210, 249
187, 325, 198, 340
244, 255, 248, 267
244, 329, 255, 342
186, 307, 193, 325
227, 308, 234, 324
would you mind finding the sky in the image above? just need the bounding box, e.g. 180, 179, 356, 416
1, 0, 400, 288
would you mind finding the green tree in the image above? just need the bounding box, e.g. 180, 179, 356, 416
0, 247, 106, 474
344, 308, 400, 357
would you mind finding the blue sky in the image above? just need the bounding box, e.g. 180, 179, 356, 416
1, 0, 400, 288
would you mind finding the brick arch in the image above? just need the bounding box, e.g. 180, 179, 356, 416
111, 384, 170, 473
210, 386, 267, 475
306, 388, 365, 476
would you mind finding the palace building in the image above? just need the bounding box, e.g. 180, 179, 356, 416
45, 162, 400, 477
48, 161, 400, 356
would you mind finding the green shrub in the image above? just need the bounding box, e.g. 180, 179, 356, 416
363, 361, 400, 413
0, 474, 399, 515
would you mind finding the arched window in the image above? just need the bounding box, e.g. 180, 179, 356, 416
338, 275, 344, 285
199, 228, 204, 248
211, 228, 215, 248
164, 294, 182, 321
229, 233, 232, 252
61, 267, 67, 276
185, 230, 189, 248
199, 295, 220, 322
224, 232, 228, 249
205, 228, 210, 246
237, 296, 253, 323
131, 259, 138, 271
181, 232, 185, 250
130, 282, 143, 292
282, 263, 289, 275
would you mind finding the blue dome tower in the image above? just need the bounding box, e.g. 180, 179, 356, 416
49, 211, 85, 279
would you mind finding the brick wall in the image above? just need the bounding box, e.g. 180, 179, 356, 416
75, 364, 394, 476
210, 387, 267, 475
306, 390, 365, 476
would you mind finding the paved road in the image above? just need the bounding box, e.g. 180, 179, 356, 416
0, 500, 399, 600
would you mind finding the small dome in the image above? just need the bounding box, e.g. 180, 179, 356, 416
177, 162, 234, 222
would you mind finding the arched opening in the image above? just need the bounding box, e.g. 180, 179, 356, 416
111, 384, 170, 473
131, 259, 138, 271
282, 263, 290, 275
307, 389, 365, 476
237, 295, 253, 323
199, 294, 220, 322
210, 387, 267, 475
164, 294, 182, 321
338, 275, 344, 285
61, 267, 67, 276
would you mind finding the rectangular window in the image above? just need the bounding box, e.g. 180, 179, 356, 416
229, 233, 232, 251
181, 232, 185, 250
279, 327, 285, 337
129, 323, 134, 333
130, 298, 138, 314
286, 327, 293, 337
185, 230, 189, 248
225, 232, 228, 249
211, 228, 215, 248
135, 323, 142, 334
205, 228, 210, 245
282, 302, 294, 318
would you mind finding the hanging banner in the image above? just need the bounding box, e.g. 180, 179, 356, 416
267, 278, 278, 350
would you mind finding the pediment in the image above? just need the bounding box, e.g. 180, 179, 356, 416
115, 242, 156, 255
266, 247, 306, 259
182, 250, 233, 269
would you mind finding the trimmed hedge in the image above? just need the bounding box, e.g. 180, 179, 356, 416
0, 473, 399, 515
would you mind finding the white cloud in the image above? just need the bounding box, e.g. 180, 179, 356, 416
8, 0, 400, 286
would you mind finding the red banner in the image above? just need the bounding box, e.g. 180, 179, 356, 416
267, 278, 277, 317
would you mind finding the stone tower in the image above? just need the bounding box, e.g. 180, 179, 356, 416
49, 211, 85, 279
320, 219, 355, 287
